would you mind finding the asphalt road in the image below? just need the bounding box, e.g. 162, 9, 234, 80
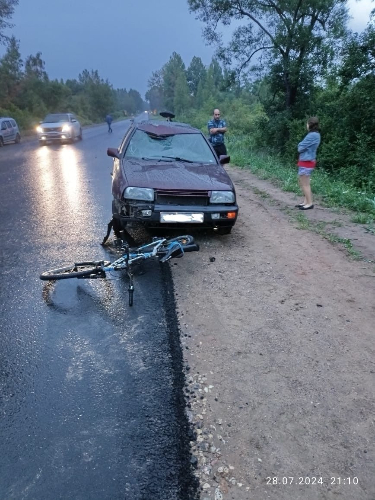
0, 118, 197, 500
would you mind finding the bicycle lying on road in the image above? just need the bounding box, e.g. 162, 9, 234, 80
40, 235, 199, 306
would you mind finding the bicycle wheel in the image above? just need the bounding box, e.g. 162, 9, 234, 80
40, 261, 107, 281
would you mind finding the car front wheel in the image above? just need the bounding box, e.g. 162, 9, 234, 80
15, 133, 21, 144
112, 216, 127, 238
78, 128, 83, 140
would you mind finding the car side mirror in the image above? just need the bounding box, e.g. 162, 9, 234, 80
71, 119, 77, 122
107, 147, 120, 159
219, 155, 230, 165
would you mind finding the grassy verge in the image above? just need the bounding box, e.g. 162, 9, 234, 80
228, 135, 375, 225
286, 210, 363, 260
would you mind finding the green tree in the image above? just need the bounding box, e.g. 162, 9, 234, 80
0, 0, 18, 45
145, 86, 163, 111
339, 16, 375, 85
128, 88, 144, 113
312, 16, 375, 185
188, 0, 349, 112
174, 72, 191, 114
0, 35, 22, 106
186, 56, 206, 96
15, 52, 51, 114
114, 88, 132, 114
43, 80, 71, 112
24, 52, 48, 81
145, 70, 164, 111
162, 52, 186, 111
78, 69, 114, 119
195, 78, 205, 108
198, 59, 223, 109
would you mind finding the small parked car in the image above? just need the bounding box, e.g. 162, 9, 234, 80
0, 117, 21, 146
36, 113, 82, 144
107, 118, 238, 235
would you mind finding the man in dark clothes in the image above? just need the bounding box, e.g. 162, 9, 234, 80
207, 109, 227, 157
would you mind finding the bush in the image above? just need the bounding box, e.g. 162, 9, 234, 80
0, 105, 35, 131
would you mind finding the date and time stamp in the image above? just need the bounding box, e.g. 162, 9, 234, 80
266, 476, 359, 486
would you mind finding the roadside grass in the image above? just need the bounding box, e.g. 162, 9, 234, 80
252, 187, 270, 199
286, 210, 362, 260
228, 135, 375, 225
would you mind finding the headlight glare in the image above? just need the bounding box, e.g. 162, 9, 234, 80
124, 187, 154, 201
36, 126, 43, 133
210, 191, 235, 203
62, 124, 71, 132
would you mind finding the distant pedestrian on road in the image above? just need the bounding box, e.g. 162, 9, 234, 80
106, 114, 113, 133
208, 109, 227, 157
295, 116, 321, 210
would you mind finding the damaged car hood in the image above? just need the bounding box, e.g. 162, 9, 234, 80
122, 159, 234, 192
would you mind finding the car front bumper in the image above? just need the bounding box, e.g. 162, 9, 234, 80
38, 131, 73, 141
113, 200, 239, 229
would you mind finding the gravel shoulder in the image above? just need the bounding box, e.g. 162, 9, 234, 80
172, 165, 375, 500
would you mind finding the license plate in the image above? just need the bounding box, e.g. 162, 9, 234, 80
160, 212, 204, 223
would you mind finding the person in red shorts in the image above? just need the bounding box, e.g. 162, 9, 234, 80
295, 117, 321, 210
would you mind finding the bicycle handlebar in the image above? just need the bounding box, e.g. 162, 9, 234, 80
159, 243, 199, 263
180, 243, 199, 253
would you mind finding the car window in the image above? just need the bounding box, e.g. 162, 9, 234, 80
5, 121, 12, 129
1, 122, 6, 130
124, 130, 217, 164
119, 127, 134, 154
10, 120, 17, 127
43, 114, 70, 123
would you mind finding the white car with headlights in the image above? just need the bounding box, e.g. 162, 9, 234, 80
37, 113, 82, 144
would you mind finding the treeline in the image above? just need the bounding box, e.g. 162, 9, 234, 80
0, 36, 146, 129
145, 2, 375, 190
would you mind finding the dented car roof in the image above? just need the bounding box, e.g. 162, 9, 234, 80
136, 120, 199, 136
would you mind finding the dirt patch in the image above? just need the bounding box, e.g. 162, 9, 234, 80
172, 165, 375, 500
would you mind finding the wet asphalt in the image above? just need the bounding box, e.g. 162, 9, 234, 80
0, 119, 198, 499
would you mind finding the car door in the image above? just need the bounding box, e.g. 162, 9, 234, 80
6, 120, 16, 141
10, 120, 19, 139
1, 121, 11, 143
70, 115, 79, 137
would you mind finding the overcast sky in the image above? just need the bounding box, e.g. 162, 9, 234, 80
1, 0, 373, 99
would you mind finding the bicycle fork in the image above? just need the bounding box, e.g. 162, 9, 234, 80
127, 269, 134, 306
123, 244, 134, 306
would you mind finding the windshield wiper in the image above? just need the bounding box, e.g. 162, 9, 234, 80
141, 156, 171, 162
158, 155, 195, 163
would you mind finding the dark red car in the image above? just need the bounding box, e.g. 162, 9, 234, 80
107, 118, 238, 235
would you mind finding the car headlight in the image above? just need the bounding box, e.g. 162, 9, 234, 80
36, 126, 43, 133
210, 191, 235, 203
124, 187, 154, 201
62, 124, 71, 132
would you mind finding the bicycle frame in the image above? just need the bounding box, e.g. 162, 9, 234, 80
100, 239, 168, 305
40, 235, 197, 306
101, 238, 167, 272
